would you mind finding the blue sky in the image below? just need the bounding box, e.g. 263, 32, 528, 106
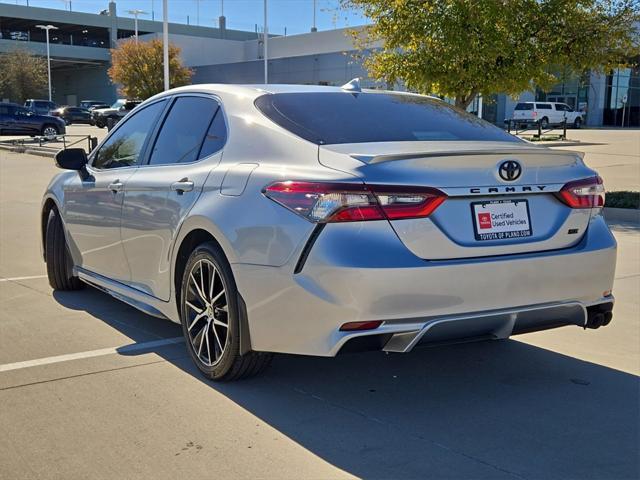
3, 0, 368, 35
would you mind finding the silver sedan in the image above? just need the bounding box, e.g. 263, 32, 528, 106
42, 83, 616, 380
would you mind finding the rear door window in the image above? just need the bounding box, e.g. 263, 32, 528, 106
514, 103, 533, 110
255, 92, 520, 145
148, 96, 221, 166
536, 103, 552, 110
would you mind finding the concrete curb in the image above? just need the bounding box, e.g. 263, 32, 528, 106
0, 144, 58, 158
604, 207, 640, 224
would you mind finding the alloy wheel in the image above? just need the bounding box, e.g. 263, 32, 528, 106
43, 126, 58, 140
184, 259, 229, 367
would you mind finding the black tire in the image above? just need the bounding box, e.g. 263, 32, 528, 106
573, 117, 582, 129
45, 209, 83, 291
179, 242, 272, 381
95, 118, 106, 129
540, 117, 549, 129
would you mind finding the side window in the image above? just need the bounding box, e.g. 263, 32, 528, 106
93, 100, 165, 170
198, 108, 227, 159
148, 96, 221, 166
536, 103, 552, 110
555, 104, 568, 111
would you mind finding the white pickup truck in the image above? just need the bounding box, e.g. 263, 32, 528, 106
512, 102, 584, 129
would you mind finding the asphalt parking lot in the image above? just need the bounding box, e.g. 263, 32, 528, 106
0, 127, 638, 479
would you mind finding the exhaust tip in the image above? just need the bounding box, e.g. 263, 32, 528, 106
585, 303, 614, 329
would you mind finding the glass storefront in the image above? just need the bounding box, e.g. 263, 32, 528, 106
603, 60, 639, 127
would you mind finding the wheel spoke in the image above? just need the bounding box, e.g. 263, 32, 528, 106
210, 289, 225, 306
204, 322, 212, 364
199, 262, 207, 303
211, 322, 224, 353
186, 301, 204, 314
188, 312, 207, 331
213, 317, 228, 328
209, 264, 217, 300
190, 271, 207, 305
196, 327, 205, 357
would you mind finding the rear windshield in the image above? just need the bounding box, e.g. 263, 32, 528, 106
255, 92, 520, 145
514, 103, 533, 110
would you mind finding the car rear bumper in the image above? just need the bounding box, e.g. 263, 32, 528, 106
233, 213, 616, 356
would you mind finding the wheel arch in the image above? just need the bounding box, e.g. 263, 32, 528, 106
41, 196, 60, 262
172, 224, 252, 354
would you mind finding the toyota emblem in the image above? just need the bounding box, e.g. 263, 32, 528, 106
498, 160, 522, 181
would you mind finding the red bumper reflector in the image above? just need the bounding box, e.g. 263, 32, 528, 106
339, 321, 383, 331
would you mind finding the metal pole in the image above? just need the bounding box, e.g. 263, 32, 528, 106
134, 15, 139, 41
196, 0, 200, 26
163, 0, 169, 91
263, 0, 268, 84
45, 28, 52, 102
312, 0, 317, 32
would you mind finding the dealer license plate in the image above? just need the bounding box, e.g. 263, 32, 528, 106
471, 200, 532, 241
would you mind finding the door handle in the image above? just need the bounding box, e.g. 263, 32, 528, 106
171, 178, 194, 194
108, 180, 123, 193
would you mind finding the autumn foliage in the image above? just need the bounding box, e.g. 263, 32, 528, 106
108, 38, 193, 99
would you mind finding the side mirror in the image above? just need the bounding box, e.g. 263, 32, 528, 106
55, 148, 89, 178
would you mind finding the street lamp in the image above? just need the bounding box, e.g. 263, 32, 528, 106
127, 9, 148, 42
263, 0, 268, 84
36, 24, 58, 102
163, 0, 169, 90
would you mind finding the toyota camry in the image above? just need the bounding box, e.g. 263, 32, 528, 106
42, 82, 617, 380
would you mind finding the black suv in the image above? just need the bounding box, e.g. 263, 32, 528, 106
0, 103, 66, 138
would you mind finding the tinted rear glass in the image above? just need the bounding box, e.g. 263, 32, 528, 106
514, 103, 533, 110
536, 103, 552, 109
255, 92, 520, 145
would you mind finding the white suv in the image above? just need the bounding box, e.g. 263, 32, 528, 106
512, 102, 584, 129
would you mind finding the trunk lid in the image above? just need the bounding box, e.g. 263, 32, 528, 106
319, 141, 597, 259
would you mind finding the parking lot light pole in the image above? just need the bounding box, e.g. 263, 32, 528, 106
36, 24, 58, 102
163, 0, 169, 91
127, 9, 148, 42
263, 0, 268, 84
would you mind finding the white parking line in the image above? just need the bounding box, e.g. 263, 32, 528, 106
0, 275, 47, 283
0, 337, 184, 373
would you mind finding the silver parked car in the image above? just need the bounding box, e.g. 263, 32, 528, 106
42, 83, 616, 381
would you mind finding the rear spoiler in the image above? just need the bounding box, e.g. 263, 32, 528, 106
350, 148, 585, 165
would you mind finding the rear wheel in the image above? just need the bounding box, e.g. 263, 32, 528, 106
180, 242, 272, 381
45, 209, 83, 291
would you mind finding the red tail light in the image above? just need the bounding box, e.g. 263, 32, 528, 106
556, 176, 605, 208
263, 181, 446, 223
339, 321, 382, 331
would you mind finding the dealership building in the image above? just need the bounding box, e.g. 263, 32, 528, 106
1, 2, 637, 127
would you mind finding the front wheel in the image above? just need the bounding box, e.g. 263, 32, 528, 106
573, 117, 582, 129
45, 209, 83, 291
179, 242, 272, 381
95, 118, 106, 128
41, 124, 59, 140
539, 117, 549, 129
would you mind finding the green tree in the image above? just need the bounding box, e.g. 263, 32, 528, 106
0, 49, 48, 103
344, 0, 640, 108
108, 38, 193, 100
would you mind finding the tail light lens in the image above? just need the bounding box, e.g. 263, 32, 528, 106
263, 181, 446, 223
556, 176, 605, 208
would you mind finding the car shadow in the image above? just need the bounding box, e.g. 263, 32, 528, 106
53, 288, 640, 479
